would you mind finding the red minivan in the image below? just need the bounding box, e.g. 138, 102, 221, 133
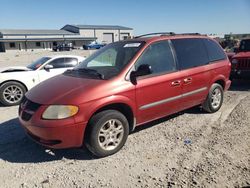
19, 33, 231, 157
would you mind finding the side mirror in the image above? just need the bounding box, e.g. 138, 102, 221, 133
44, 64, 53, 70
130, 64, 152, 84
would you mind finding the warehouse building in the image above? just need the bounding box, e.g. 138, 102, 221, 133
61, 24, 133, 44
0, 29, 96, 53
0, 24, 134, 53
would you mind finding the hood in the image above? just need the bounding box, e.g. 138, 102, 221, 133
26, 74, 106, 105
233, 52, 250, 59
0, 66, 31, 73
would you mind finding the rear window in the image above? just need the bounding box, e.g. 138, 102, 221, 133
171, 38, 209, 70
203, 39, 227, 62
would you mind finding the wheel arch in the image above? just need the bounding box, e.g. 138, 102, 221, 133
211, 75, 226, 90
214, 79, 225, 90
82, 97, 136, 143
93, 103, 135, 132
0, 80, 28, 92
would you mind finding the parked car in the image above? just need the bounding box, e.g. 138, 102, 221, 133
19, 33, 231, 157
83, 41, 106, 50
53, 43, 73, 51
0, 55, 85, 106
230, 38, 250, 79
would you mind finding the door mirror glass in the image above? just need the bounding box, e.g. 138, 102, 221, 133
44, 64, 53, 70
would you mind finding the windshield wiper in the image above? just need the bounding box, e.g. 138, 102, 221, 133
69, 68, 105, 79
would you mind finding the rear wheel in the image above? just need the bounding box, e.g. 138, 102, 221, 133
202, 83, 224, 113
0, 81, 26, 106
85, 110, 129, 157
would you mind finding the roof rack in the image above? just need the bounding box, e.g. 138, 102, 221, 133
134, 32, 205, 39
135, 32, 175, 38
176, 33, 201, 35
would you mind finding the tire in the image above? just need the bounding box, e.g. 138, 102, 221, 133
0, 81, 27, 106
202, 83, 224, 113
85, 110, 129, 157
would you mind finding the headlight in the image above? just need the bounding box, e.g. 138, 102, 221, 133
231, 59, 238, 64
42, 105, 79, 120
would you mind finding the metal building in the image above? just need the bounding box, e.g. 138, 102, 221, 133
0, 29, 96, 53
61, 25, 133, 44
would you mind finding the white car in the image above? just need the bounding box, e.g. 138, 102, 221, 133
0, 55, 85, 106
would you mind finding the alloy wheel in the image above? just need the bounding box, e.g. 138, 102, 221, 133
3, 85, 23, 104
98, 119, 124, 151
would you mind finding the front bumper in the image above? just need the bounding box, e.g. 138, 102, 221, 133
19, 102, 88, 149
20, 120, 87, 149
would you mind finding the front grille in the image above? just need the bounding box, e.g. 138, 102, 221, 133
20, 96, 41, 121
237, 58, 250, 70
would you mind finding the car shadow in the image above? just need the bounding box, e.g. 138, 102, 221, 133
133, 113, 180, 133
0, 118, 95, 163
133, 106, 201, 133
229, 79, 250, 91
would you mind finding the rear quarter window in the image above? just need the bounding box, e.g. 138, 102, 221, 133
203, 39, 227, 62
171, 38, 209, 70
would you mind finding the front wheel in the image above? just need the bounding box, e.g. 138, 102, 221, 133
85, 110, 129, 157
202, 83, 224, 113
0, 81, 27, 106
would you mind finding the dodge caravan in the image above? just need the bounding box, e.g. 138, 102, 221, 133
19, 33, 231, 157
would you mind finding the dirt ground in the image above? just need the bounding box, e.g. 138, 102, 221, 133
0, 51, 249, 188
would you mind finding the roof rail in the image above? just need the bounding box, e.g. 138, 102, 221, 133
135, 32, 175, 38
176, 33, 202, 35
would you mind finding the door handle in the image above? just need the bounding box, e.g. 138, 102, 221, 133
171, 80, 181, 86
184, 77, 192, 84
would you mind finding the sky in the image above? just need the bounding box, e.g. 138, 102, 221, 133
0, 0, 249, 35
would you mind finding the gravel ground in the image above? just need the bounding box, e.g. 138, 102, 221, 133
0, 51, 250, 188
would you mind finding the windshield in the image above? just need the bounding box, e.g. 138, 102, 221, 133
67, 41, 145, 80
239, 39, 250, 52
27, 57, 51, 70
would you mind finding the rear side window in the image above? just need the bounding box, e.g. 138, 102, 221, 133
135, 40, 176, 75
171, 38, 209, 70
203, 39, 227, 62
